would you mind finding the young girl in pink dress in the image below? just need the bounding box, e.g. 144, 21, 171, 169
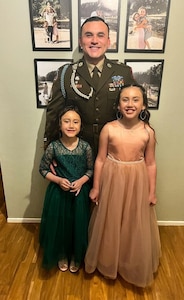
85, 83, 161, 287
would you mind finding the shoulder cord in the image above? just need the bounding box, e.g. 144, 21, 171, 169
71, 64, 94, 100
60, 64, 70, 99
61, 63, 94, 100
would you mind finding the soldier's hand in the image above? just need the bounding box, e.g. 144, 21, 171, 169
50, 160, 57, 175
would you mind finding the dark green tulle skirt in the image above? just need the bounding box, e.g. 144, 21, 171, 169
39, 182, 90, 269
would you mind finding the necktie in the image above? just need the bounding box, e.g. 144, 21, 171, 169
92, 67, 99, 90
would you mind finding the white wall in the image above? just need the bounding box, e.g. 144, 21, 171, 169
0, 0, 184, 223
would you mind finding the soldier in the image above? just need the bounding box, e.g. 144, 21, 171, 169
44, 16, 135, 156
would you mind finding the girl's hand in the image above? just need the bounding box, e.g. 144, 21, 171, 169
149, 194, 157, 206
58, 178, 71, 191
70, 179, 83, 196
50, 159, 57, 175
89, 188, 99, 204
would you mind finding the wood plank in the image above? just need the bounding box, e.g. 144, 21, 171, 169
0, 172, 184, 299
0, 221, 184, 299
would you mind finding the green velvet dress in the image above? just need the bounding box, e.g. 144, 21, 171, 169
39, 138, 93, 269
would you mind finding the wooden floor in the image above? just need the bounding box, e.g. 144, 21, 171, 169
0, 170, 184, 299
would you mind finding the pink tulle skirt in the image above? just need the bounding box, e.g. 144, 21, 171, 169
85, 155, 161, 287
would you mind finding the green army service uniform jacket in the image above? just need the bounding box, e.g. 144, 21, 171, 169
44, 56, 135, 156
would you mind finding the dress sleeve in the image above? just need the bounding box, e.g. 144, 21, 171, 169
85, 143, 94, 179
39, 143, 55, 178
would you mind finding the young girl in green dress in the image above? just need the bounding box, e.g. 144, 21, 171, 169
39, 105, 93, 272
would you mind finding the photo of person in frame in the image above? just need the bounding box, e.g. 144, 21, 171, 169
125, 0, 170, 52
34, 59, 72, 108
125, 60, 164, 109
79, 0, 121, 51
29, 0, 72, 50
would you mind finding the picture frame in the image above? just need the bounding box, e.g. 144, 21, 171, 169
78, 0, 121, 52
29, 0, 72, 51
124, 0, 171, 53
125, 59, 164, 109
34, 59, 73, 108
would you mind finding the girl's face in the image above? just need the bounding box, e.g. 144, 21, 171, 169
118, 86, 145, 120
139, 8, 146, 17
133, 13, 140, 21
60, 110, 81, 138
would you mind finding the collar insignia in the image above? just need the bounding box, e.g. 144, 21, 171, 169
107, 63, 112, 68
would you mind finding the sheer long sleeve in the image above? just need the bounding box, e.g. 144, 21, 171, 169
39, 143, 55, 178
85, 143, 94, 179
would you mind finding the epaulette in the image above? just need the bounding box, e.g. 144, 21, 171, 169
112, 60, 129, 68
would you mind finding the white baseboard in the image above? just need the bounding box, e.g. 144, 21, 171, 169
157, 221, 184, 226
6, 218, 184, 226
7, 218, 41, 223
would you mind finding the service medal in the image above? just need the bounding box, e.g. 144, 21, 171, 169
112, 76, 124, 87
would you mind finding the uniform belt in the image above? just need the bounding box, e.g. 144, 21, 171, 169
93, 124, 99, 134
84, 123, 103, 134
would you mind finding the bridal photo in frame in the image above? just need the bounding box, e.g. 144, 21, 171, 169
125, 0, 171, 53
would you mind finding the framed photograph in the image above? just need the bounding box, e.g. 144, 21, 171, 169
29, 0, 72, 51
78, 0, 121, 52
124, 0, 170, 53
125, 60, 164, 109
34, 59, 73, 108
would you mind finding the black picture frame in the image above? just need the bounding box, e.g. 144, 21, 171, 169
78, 0, 121, 52
29, 0, 72, 51
125, 59, 164, 109
34, 59, 73, 108
124, 0, 170, 53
